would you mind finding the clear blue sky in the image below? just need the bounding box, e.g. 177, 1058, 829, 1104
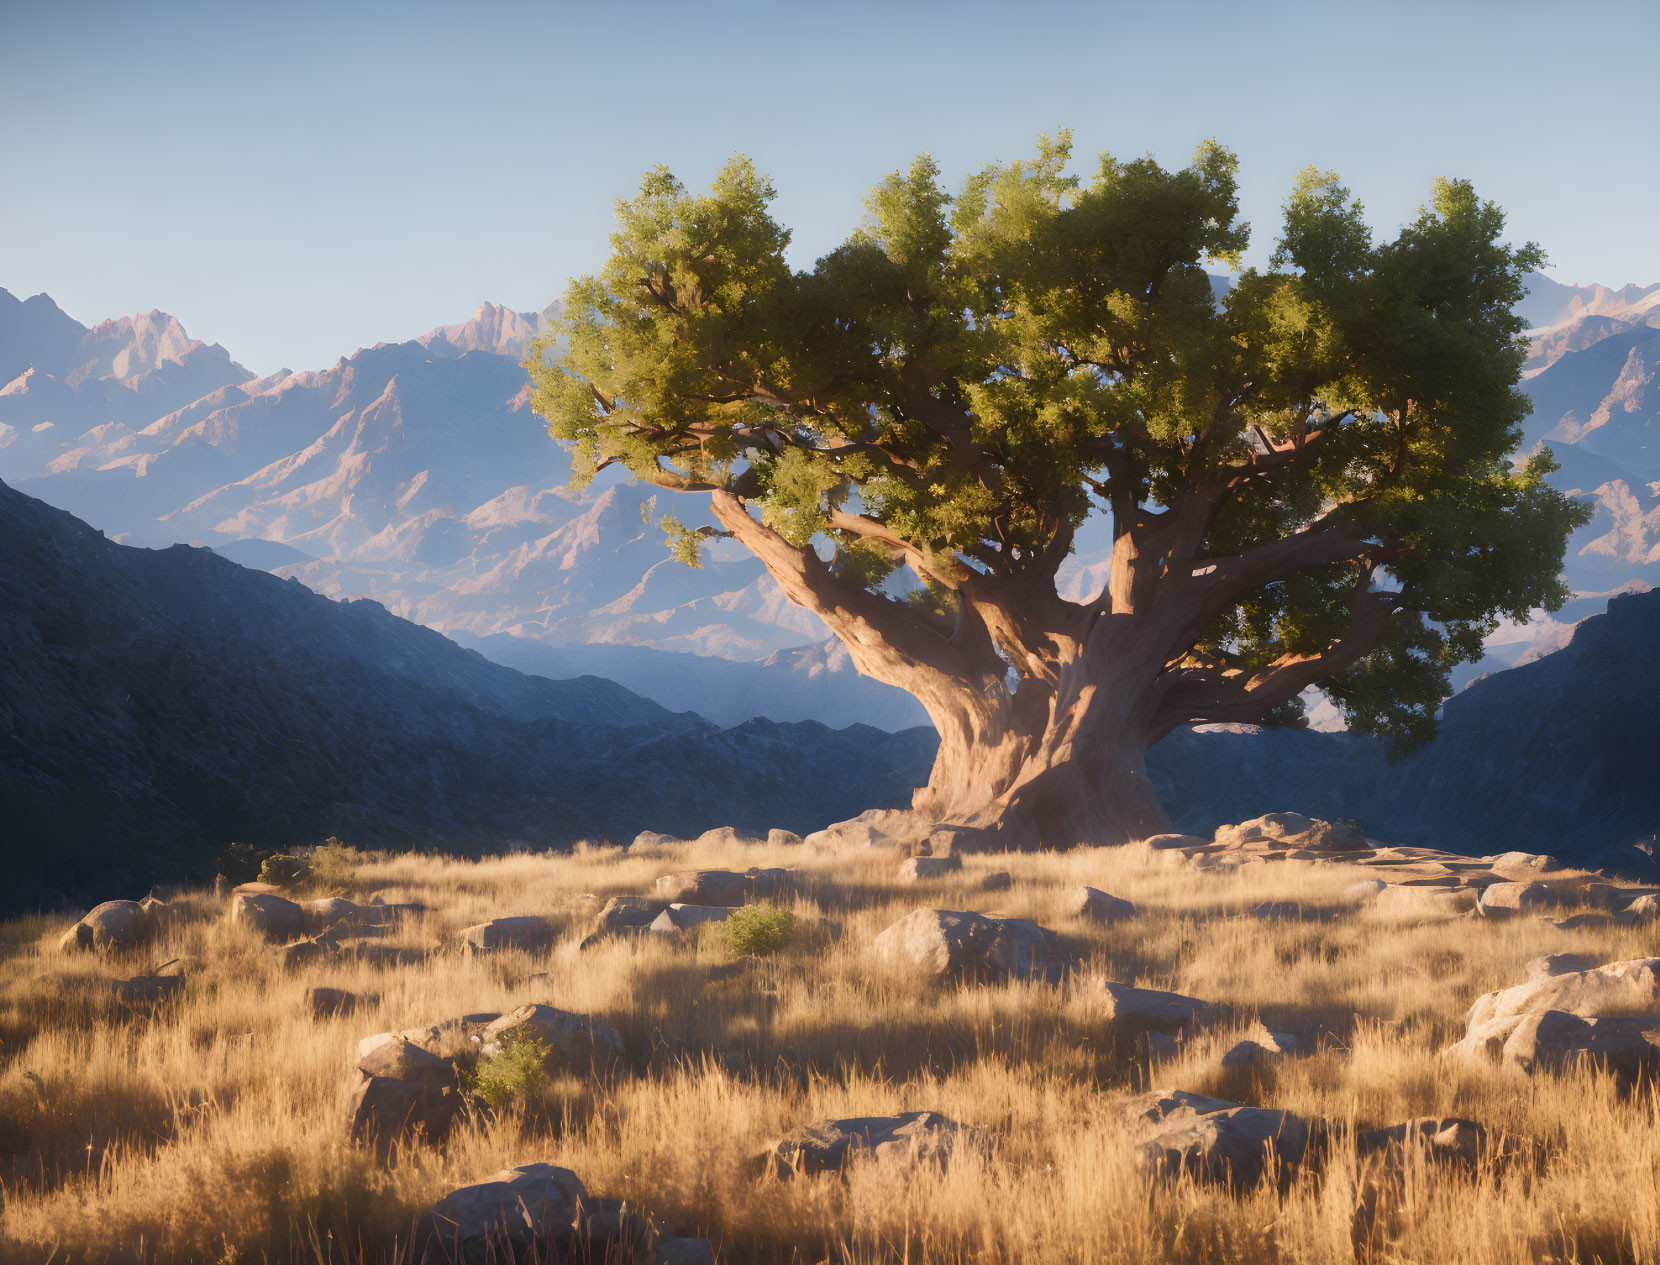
2, 0, 1655, 376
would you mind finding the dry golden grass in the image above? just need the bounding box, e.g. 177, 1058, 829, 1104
2, 838, 1658, 1264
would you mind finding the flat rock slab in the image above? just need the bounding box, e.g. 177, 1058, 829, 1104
760, 1111, 982, 1177
460, 916, 553, 952
1124, 1090, 1314, 1191
1101, 982, 1219, 1038
654, 868, 791, 906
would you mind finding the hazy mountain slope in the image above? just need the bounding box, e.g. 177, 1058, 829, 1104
1148, 587, 1660, 874
0, 480, 932, 911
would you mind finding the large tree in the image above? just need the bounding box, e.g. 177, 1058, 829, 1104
528, 133, 1589, 848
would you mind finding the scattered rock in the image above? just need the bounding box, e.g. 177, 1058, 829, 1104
1485, 851, 1562, 879
1547, 913, 1615, 931
309, 987, 370, 1019
111, 972, 184, 1005
654, 868, 789, 906
979, 871, 1013, 892
348, 1075, 457, 1151
1143, 833, 1211, 851
897, 856, 962, 882
460, 916, 553, 953
1100, 982, 1219, 1039
1358, 1117, 1487, 1168
1370, 885, 1478, 919
358, 1036, 456, 1085
231, 892, 308, 942
479, 1003, 625, 1072
874, 909, 1060, 982
693, 826, 763, 849
422, 1163, 714, 1265
1219, 1030, 1301, 1071
58, 900, 152, 953
1625, 894, 1660, 921
1478, 881, 1560, 914
1499, 1010, 1660, 1082
1124, 1090, 1315, 1190
1342, 879, 1388, 902
590, 896, 668, 940
629, 831, 679, 853
1214, 812, 1366, 853
760, 1111, 981, 1177
649, 904, 734, 933
1065, 886, 1137, 923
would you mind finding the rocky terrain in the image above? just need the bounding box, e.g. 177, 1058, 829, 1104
3, 816, 1658, 1263
0, 479, 933, 912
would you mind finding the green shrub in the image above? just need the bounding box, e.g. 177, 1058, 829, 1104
217, 842, 264, 886
306, 838, 363, 892
258, 854, 311, 889
464, 1033, 551, 1108
721, 904, 795, 958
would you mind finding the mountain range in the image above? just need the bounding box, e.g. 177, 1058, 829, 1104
0, 478, 933, 912
0, 272, 1655, 728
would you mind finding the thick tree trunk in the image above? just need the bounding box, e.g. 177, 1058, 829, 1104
905, 663, 1172, 850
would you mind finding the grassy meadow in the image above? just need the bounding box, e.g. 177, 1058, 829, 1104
1, 836, 1657, 1264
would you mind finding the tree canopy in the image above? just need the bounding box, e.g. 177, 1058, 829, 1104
529, 132, 1587, 766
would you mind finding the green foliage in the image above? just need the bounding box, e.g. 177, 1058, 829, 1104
463, 1033, 551, 1108
529, 133, 1590, 750
257, 854, 311, 889
305, 838, 363, 893
721, 904, 796, 958
216, 842, 263, 886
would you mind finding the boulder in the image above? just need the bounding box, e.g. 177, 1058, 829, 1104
1525, 953, 1599, 980
231, 892, 308, 942
590, 896, 668, 939
348, 1075, 458, 1151
1486, 851, 1562, 878
693, 825, 763, 849
479, 1003, 625, 1071
1370, 885, 1479, 919
654, 868, 789, 906
422, 1163, 713, 1264
979, 871, 1013, 892
1214, 812, 1365, 853
1143, 833, 1210, 851
897, 856, 962, 882
767, 829, 803, 848
1358, 1117, 1487, 1168
1124, 1090, 1315, 1190
58, 900, 152, 953
111, 973, 184, 1005
804, 820, 897, 849
1219, 1030, 1301, 1071
1462, 958, 1660, 1032
1625, 894, 1660, 921
1100, 982, 1219, 1038
1342, 879, 1388, 903
1479, 881, 1561, 913
138, 896, 174, 928
1500, 1010, 1660, 1083
357, 1036, 456, 1086
309, 987, 369, 1019
874, 909, 1059, 982
760, 1111, 980, 1177
1065, 886, 1137, 923
460, 916, 552, 953
648, 904, 734, 933
628, 831, 679, 853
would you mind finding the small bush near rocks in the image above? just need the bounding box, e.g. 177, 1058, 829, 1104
722, 904, 795, 958
217, 841, 264, 886
258, 854, 312, 889
307, 838, 363, 892
464, 1033, 551, 1108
